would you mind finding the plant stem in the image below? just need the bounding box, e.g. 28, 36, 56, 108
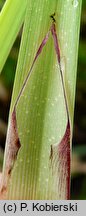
1, 0, 82, 199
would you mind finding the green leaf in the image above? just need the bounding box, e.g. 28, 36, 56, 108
0, 0, 27, 73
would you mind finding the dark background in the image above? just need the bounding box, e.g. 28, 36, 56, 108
0, 0, 86, 199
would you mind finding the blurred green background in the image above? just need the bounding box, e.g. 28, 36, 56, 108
0, 0, 86, 199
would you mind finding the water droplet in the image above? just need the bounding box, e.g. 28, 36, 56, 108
70, 50, 73, 54
27, 159, 30, 163
73, 0, 78, 8
52, 136, 55, 140
44, 166, 47, 169
61, 11, 63, 15
37, 113, 40, 116
70, 29, 72, 33
27, 129, 30, 134
15, 164, 18, 168
42, 100, 45, 103
48, 113, 51, 117
48, 138, 52, 142
34, 96, 37, 100
44, 75, 47, 80
28, 188, 30, 191
32, 140, 35, 144
65, 42, 68, 48
42, 154, 45, 158
33, 85, 36, 89
55, 97, 58, 102
60, 57, 65, 73
37, 103, 39, 106
68, 80, 71, 86
35, 9, 38, 13
67, 57, 70, 61
29, 28, 32, 32
20, 159, 23, 163
64, 31, 67, 36
51, 103, 54, 106
55, 63, 58, 68
26, 110, 29, 114
58, 93, 61, 98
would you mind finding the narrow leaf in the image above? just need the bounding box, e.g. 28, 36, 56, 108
0, 0, 27, 73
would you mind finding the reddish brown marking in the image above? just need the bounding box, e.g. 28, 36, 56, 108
50, 145, 53, 160
50, 22, 71, 199
50, 121, 70, 199
0, 186, 6, 194
34, 32, 50, 62
12, 109, 18, 132
15, 137, 21, 149
12, 109, 21, 148
51, 23, 60, 64
8, 168, 12, 175
0, 108, 21, 196
58, 120, 70, 199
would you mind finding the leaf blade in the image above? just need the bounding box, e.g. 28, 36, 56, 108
0, 0, 27, 73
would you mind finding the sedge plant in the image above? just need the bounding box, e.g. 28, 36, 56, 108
0, 0, 82, 199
